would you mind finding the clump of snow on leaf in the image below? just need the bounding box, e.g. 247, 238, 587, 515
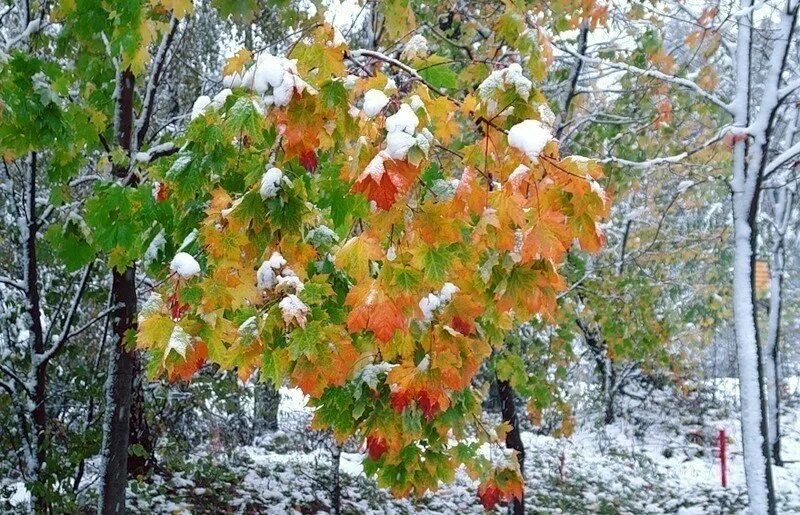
478, 63, 532, 101
401, 34, 429, 61
238, 316, 259, 339
267, 251, 287, 269
508, 119, 553, 161
191, 96, 212, 120
276, 275, 304, 294
170, 252, 201, 278
223, 52, 316, 107
260, 167, 284, 199
279, 294, 309, 327
306, 225, 339, 248
419, 282, 459, 322
257, 262, 277, 290
357, 362, 397, 389
363, 89, 390, 117
384, 103, 431, 160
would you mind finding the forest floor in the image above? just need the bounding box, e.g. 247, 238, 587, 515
4, 379, 800, 513
126, 378, 800, 514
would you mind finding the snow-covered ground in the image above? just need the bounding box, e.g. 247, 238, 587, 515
4, 379, 800, 513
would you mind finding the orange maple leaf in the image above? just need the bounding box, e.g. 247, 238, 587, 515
346, 282, 406, 342
352, 153, 419, 210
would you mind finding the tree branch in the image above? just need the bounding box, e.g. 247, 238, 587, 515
558, 46, 734, 115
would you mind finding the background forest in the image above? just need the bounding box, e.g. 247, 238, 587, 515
2, 0, 800, 513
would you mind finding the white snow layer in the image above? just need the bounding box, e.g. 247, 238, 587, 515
363, 89, 390, 118
260, 167, 284, 199
508, 119, 553, 161
170, 252, 201, 278
401, 34, 429, 61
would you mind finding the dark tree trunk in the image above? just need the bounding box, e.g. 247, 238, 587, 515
497, 378, 525, 515
127, 352, 154, 478
98, 68, 139, 515
330, 440, 343, 515
253, 377, 280, 437
26, 152, 50, 513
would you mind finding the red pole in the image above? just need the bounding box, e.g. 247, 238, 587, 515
719, 429, 727, 488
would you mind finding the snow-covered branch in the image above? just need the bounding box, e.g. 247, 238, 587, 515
38, 264, 94, 365
600, 131, 728, 168
0, 275, 26, 292
765, 139, 800, 177
2, 18, 42, 51
133, 142, 179, 163
559, 46, 734, 115
136, 14, 180, 147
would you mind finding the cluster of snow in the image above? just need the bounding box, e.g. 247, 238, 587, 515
257, 251, 300, 292
357, 361, 397, 389
223, 52, 316, 107
259, 167, 285, 199
362, 89, 390, 118
418, 282, 459, 322
256, 251, 308, 326
478, 63, 532, 101
384, 103, 434, 160
306, 225, 339, 248
508, 119, 553, 161
400, 34, 429, 61
190, 89, 232, 120
278, 294, 309, 327
170, 252, 201, 279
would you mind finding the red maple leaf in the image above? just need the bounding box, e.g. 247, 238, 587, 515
478, 483, 501, 510
366, 435, 388, 460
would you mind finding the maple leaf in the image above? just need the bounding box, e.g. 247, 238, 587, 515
520, 210, 571, 263
336, 233, 383, 282
346, 282, 406, 342
351, 152, 420, 210
168, 341, 207, 381
223, 48, 253, 77
367, 435, 389, 460
158, 0, 193, 18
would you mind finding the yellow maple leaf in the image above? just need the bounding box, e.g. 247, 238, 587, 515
223, 48, 253, 77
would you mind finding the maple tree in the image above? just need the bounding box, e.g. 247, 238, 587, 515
133, 5, 609, 503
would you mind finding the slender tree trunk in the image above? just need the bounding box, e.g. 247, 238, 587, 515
497, 378, 525, 515
330, 440, 343, 515
98, 68, 139, 515
764, 240, 784, 466
731, 186, 776, 514
253, 375, 280, 438
128, 352, 154, 477
25, 152, 49, 513
764, 187, 791, 467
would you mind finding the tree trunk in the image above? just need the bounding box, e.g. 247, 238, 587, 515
98, 68, 139, 515
330, 440, 343, 515
497, 378, 525, 515
729, 1, 783, 511
764, 188, 789, 467
128, 352, 155, 477
25, 152, 49, 513
253, 376, 280, 438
